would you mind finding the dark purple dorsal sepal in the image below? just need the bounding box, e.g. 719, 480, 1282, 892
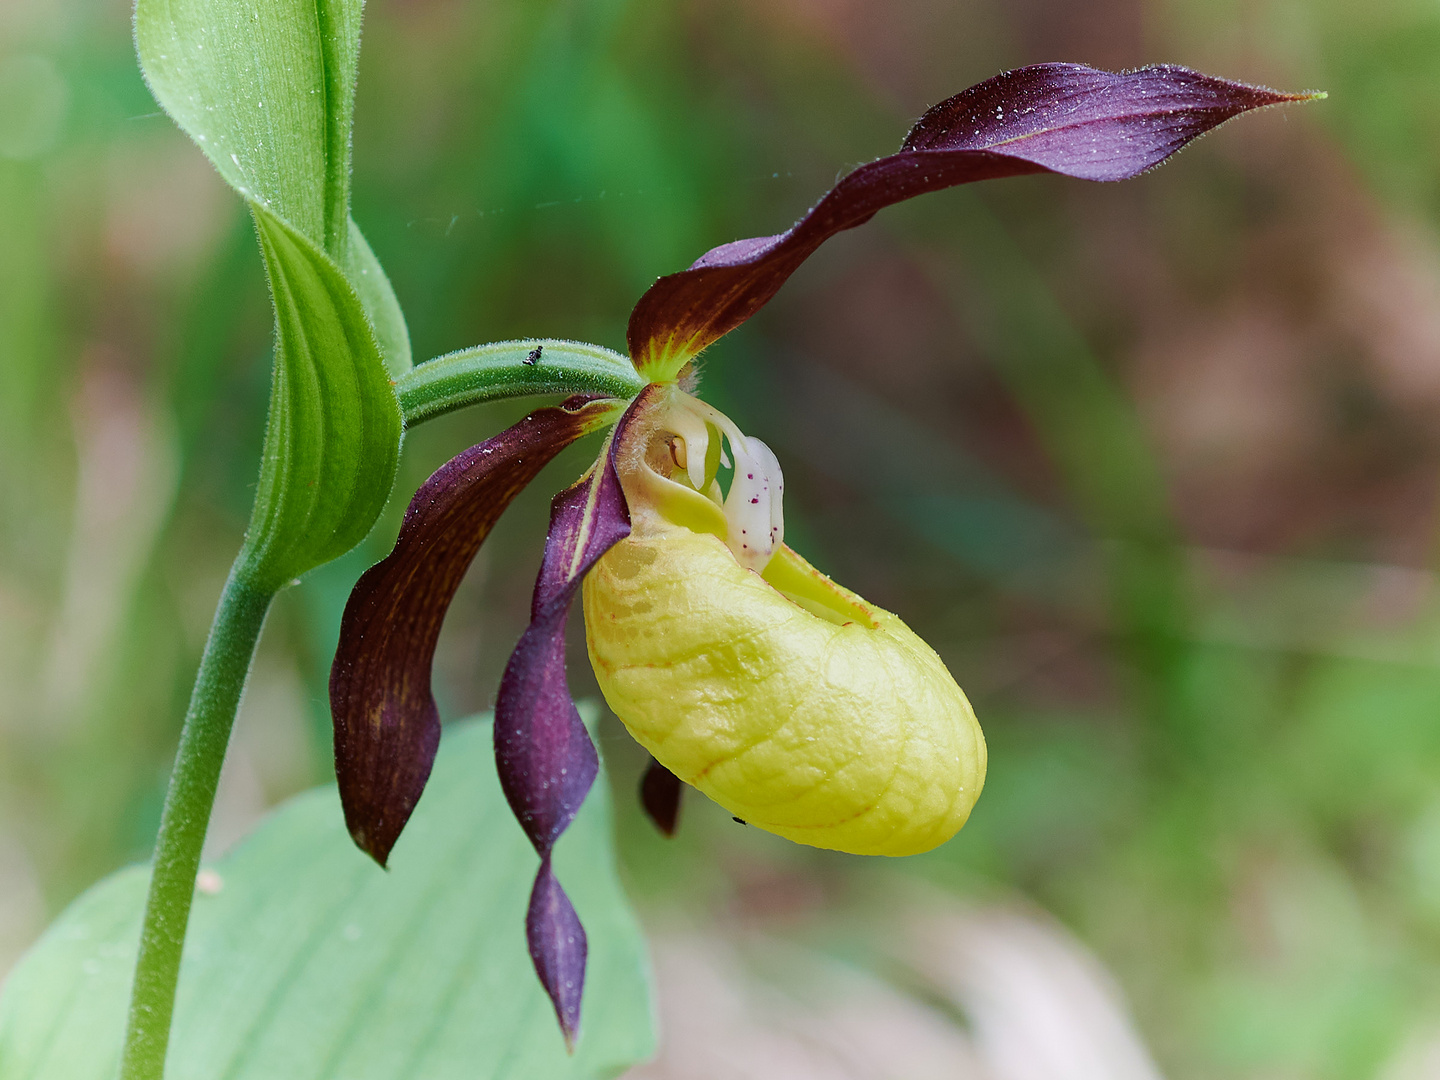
640, 757, 683, 837
329, 395, 621, 867
495, 391, 650, 1046
627, 63, 1315, 372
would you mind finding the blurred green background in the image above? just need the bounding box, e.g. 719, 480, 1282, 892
4, 0, 1440, 1075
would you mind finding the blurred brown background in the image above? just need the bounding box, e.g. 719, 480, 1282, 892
4, 0, 1439, 1075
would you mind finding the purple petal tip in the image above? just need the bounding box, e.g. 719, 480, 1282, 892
527, 857, 587, 1049
348, 826, 390, 868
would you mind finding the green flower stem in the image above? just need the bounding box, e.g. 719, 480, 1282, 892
120, 566, 274, 1080
397, 339, 645, 427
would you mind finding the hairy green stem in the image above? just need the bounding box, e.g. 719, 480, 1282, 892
120, 566, 274, 1080
397, 338, 645, 427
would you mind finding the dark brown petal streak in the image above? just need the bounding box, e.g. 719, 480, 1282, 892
627, 63, 1314, 377
640, 757, 683, 837
329, 395, 621, 867
494, 389, 652, 1047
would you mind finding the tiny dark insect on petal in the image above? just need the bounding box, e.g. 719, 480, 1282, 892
524, 345, 544, 366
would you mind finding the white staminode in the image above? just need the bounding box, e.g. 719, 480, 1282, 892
668, 394, 785, 573
723, 434, 784, 571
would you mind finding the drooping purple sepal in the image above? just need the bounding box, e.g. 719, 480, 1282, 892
627, 63, 1315, 374
527, 853, 588, 1052
495, 393, 646, 1046
640, 757, 683, 837
329, 395, 621, 866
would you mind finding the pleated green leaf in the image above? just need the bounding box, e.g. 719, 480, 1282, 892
244, 206, 401, 589
0, 715, 655, 1079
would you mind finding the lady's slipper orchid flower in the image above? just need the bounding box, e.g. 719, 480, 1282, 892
329, 63, 1313, 1043
585, 381, 987, 858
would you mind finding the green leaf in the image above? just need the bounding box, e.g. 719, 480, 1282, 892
0, 715, 655, 1079
344, 217, 412, 378
135, 0, 361, 256
136, 0, 411, 384
243, 206, 401, 590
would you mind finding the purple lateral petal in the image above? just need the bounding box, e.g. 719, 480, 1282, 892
493, 433, 632, 852
329, 395, 620, 866
527, 854, 588, 1051
495, 390, 651, 1045
640, 757, 683, 837
627, 63, 1314, 374
493, 589, 599, 854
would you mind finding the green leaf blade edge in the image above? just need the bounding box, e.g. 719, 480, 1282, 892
345, 218, 413, 377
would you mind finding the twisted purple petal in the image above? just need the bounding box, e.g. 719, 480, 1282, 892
329, 395, 620, 866
628, 63, 1315, 374
495, 390, 652, 1045
493, 444, 631, 853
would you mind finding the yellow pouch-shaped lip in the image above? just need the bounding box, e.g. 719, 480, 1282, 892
583, 527, 986, 857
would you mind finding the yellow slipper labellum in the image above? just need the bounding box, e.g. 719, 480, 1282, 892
583, 386, 985, 856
